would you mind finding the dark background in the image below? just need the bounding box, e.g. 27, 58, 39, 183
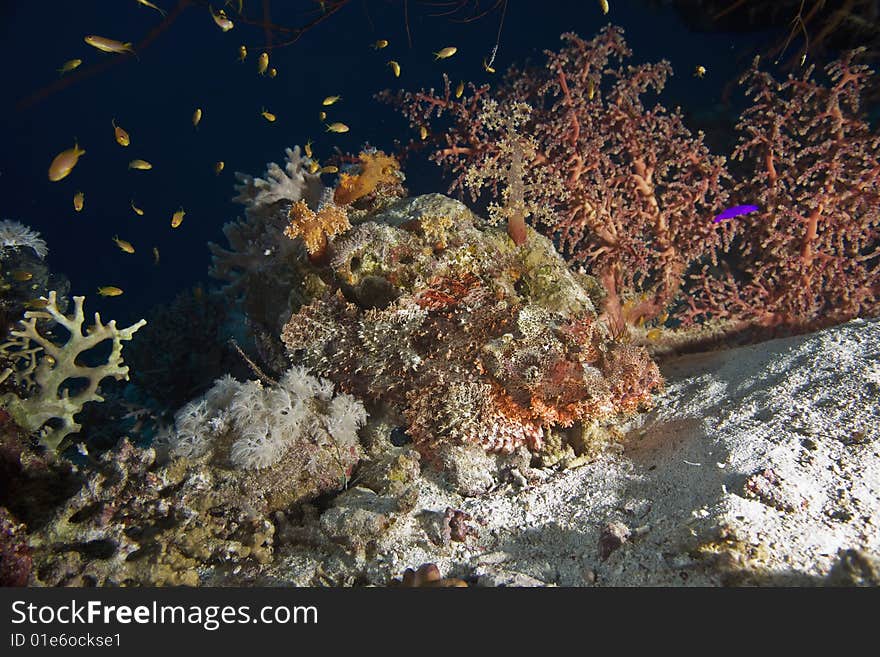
0, 0, 777, 327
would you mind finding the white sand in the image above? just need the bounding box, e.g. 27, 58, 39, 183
274, 317, 880, 586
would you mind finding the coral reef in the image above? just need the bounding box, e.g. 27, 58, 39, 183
31, 365, 365, 586
382, 26, 879, 336
282, 194, 662, 467
28, 439, 271, 586
381, 28, 733, 332
0, 292, 145, 451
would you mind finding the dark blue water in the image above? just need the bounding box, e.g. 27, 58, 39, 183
0, 1, 791, 327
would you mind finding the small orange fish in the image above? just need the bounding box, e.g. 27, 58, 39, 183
112, 119, 130, 146
129, 159, 152, 170
73, 191, 84, 212
171, 208, 185, 228
48, 142, 86, 181
433, 46, 457, 60
97, 286, 124, 297
113, 235, 135, 253
84, 35, 135, 55
388, 60, 400, 77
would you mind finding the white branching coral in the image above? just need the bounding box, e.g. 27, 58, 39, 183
232, 146, 324, 212
166, 367, 367, 471
0, 219, 48, 259
0, 291, 146, 450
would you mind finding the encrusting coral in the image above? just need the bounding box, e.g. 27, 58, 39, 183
26, 368, 366, 586
0, 291, 145, 451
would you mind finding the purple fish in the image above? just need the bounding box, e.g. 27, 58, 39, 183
714, 204, 760, 223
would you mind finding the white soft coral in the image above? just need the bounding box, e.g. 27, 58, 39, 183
0, 219, 48, 259
166, 367, 367, 470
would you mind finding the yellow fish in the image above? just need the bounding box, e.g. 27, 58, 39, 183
455, 80, 464, 99
215, 161, 225, 175
171, 208, 185, 228
322, 95, 342, 106
129, 159, 153, 170
319, 111, 327, 121
209, 6, 234, 31
325, 122, 349, 133
269, 67, 277, 78
307, 160, 320, 174
24, 298, 50, 309
257, 52, 269, 75
135, 0, 167, 16
598, 0, 609, 15
482, 57, 495, 74
97, 286, 124, 297
57, 59, 82, 75
113, 235, 135, 253
694, 65, 707, 78
304, 139, 313, 159
153, 247, 160, 265
587, 79, 595, 100
48, 141, 86, 182
318, 165, 338, 174
84, 35, 136, 56
193, 107, 202, 127
131, 200, 144, 215
238, 45, 247, 61
371, 39, 388, 50
73, 191, 84, 212
388, 60, 400, 77
433, 46, 457, 60
261, 107, 276, 122
112, 118, 130, 146
419, 125, 428, 140
11, 270, 33, 282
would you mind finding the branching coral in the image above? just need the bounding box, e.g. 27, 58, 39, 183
232, 146, 323, 214
210, 146, 331, 348
383, 26, 880, 335
0, 292, 146, 451
686, 51, 880, 330
381, 28, 733, 332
